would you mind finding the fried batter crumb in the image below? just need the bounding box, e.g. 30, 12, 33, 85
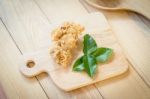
51, 22, 84, 67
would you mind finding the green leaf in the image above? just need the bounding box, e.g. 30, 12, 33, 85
72, 34, 114, 78
73, 56, 84, 71
92, 48, 113, 63
83, 34, 97, 54
83, 54, 97, 77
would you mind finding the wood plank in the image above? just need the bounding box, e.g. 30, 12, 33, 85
0, 19, 48, 99
81, 0, 150, 86
0, 0, 51, 52
0, 0, 103, 98
80, 0, 150, 98
106, 12, 150, 86
34, 0, 88, 22
1, 0, 150, 99
19, 0, 150, 98
96, 66, 150, 99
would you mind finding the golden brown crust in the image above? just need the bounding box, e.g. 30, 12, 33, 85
51, 22, 84, 67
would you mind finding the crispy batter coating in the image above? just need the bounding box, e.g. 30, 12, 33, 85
51, 22, 84, 67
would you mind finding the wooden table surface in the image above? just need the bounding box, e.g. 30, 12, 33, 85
0, 0, 150, 99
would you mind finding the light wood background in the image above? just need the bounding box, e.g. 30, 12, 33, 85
0, 0, 150, 99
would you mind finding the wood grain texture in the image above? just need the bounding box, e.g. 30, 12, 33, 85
0, 0, 51, 52
84, 0, 150, 19
106, 12, 150, 86
81, 0, 150, 99
81, 0, 150, 86
0, 0, 150, 98
0, 20, 48, 99
0, 0, 103, 98
19, 13, 129, 91
96, 66, 150, 99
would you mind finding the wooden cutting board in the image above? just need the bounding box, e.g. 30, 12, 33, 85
19, 12, 128, 91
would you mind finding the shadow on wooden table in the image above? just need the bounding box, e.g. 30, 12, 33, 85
0, 83, 7, 99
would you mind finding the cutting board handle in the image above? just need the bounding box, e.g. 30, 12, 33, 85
19, 59, 46, 77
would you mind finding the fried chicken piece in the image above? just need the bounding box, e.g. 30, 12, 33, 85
52, 22, 84, 41
51, 22, 84, 67
53, 47, 72, 67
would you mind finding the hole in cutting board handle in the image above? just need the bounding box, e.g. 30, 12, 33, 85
20, 58, 46, 77
26, 60, 35, 68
